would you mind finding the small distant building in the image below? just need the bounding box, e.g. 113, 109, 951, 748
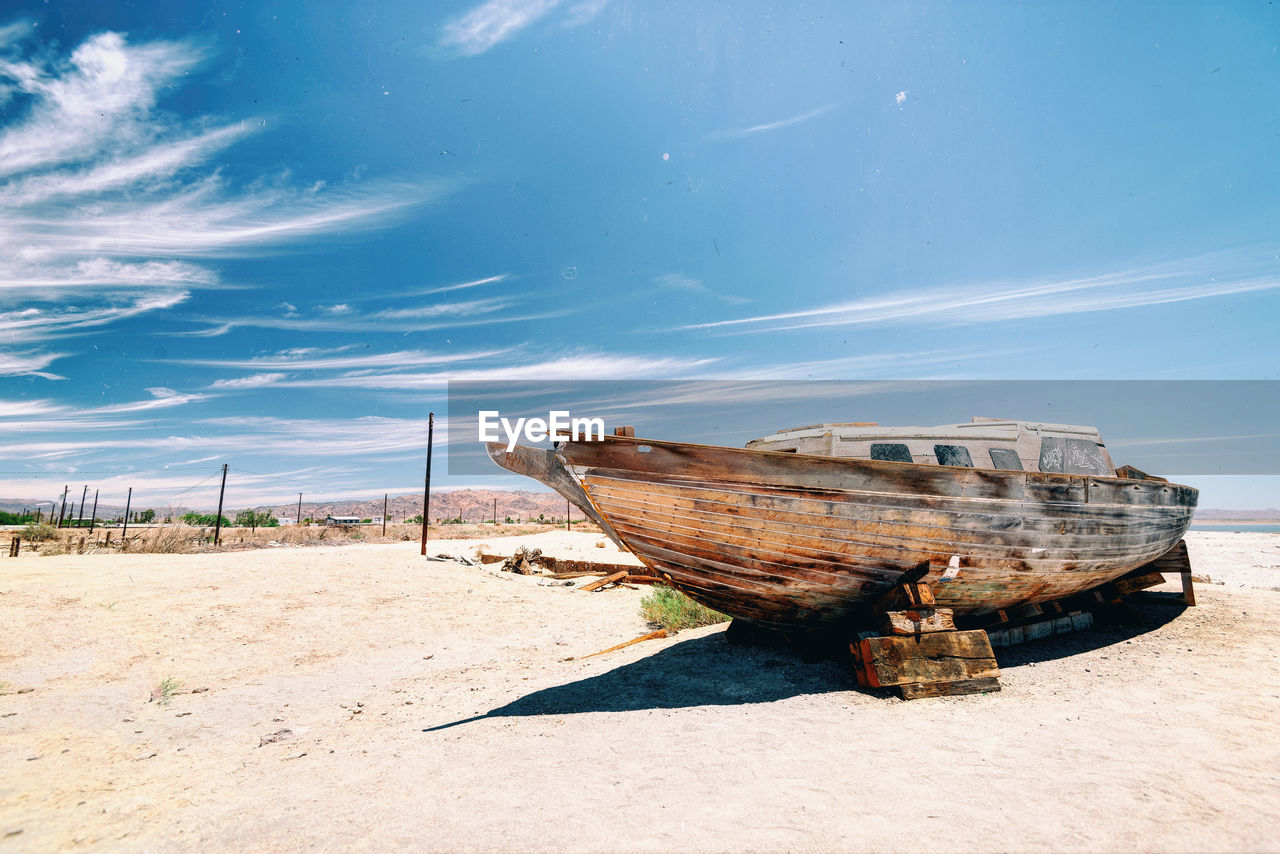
277, 517, 296, 526
371, 516, 384, 524
325, 515, 361, 526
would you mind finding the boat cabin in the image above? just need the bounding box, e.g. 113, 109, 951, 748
745, 417, 1117, 476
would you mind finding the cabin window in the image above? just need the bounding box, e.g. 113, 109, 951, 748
933, 445, 974, 467
1038, 437, 1065, 472
1064, 438, 1110, 475
988, 448, 1023, 470
1039, 437, 1110, 475
870, 443, 913, 463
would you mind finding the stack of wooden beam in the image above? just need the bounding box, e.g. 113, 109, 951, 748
850, 564, 1001, 700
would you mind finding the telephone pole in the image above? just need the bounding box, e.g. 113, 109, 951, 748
297, 493, 303, 527
420, 412, 434, 555
213, 464, 228, 546
382, 494, 388, 537
89, 490, 99, 532
76, 485, 88, 528
122, 487, 133, 544
56, 485, 69, 528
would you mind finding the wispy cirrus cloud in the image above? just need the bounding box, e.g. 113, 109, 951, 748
709, 104, 837, 141
0, 28, 442, 378
654, 273, 750, 305
437, 0, 609, 56
679, 254, 1280, 334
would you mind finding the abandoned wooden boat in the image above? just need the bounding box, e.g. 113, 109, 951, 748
487, 418, 1197, 628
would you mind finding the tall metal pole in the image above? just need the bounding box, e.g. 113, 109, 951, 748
57, 485, 69, 528
122, 487, 132, 543
297, 493, 303, 527
382, 494, 388, 537
213, 464, 228, 546
89, 490, 99, 532
420, 412, 434, 555
76, 485, 88, 528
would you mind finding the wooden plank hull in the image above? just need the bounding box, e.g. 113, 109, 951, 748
490, 437, 1197, 628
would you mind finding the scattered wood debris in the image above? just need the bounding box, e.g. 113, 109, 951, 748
578, 570, 629, 592
566, 629, 669, 660
501, 546, 542, 574
258, 728, 293, 747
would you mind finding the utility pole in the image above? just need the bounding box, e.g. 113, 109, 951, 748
382, 494, 388, 537
493, 498, 497, 525
89, 490, 99, 532
57, 485, 69, 528
213, 464, 228, 546
420, 412, 434, 555
76, 485, 88, 528
566, 499, 571, 532
297, 493, 303, 527
122, 487, 133, 544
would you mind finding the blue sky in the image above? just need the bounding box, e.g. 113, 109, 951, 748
0, 1, 1276, 512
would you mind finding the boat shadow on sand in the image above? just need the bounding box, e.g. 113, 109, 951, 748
423, 596, 1187, 731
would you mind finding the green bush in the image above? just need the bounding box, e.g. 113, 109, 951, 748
22, 522, 59, 542
640, 585, 730, 631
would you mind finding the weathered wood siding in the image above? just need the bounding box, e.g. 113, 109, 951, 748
556, 437, 1196, 627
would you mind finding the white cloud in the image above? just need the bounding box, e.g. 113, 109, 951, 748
0, 29, 444, 378
178, 347, 513, 372
679, 255, 1280, 334
0, 349, 68, 379
710, 104, 836, 140
896, 90, 907, 105
208, 372, 289, 390
439, 0, 562, 56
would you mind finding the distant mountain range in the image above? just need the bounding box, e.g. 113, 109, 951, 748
0, 489, 574, 524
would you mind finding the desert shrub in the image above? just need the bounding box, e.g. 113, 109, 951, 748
22, 522, 59, 542
125, 525, 206, 554
640, 585, 730, 631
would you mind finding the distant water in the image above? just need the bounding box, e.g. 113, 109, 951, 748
1190, 524, 1280, 533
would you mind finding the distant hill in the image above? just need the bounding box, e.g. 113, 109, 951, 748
254, 489, 571, 524
0, 488, 570, 524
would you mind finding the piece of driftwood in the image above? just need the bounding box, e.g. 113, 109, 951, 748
578, 570, 629, 592
854, 630, 999, 689
571, 629, 669, 660
899, 676, 1001, 699
1112, 571, 1167, 596
988, 612, 1092, 647
880, 607, 955, 636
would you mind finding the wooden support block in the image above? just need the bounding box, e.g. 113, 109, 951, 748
613, 425, 635, 437
1148, 538, 1191, 574
876, 582, 936, 611
880, 608, 955, 636
1011, 602, 1043, 621
1112, 571, 1167, 596
855, 630, 999, 688
1181, 571, 1196, 607
578, 570, 629, 592
899, 676, 1001, 700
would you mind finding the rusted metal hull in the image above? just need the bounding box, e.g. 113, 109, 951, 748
488, 437, 1197, 628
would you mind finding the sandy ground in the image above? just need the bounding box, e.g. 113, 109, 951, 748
2, 530, 1278, 853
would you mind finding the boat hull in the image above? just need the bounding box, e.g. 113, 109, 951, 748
491, 437, 1197, 627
